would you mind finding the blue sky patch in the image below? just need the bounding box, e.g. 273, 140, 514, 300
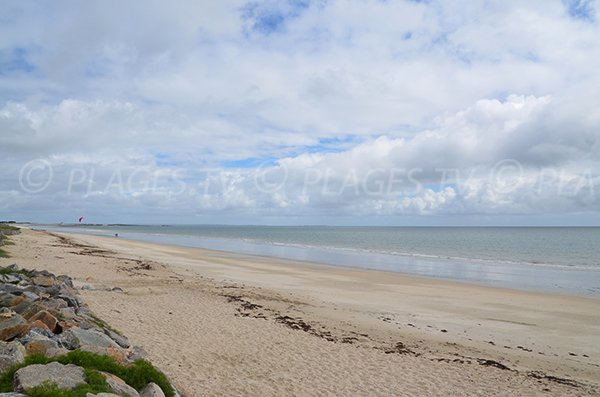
563, 0, 595, 22
294, 135, 364, 155
424, 183, 458, 193
242, 0, 311, 34
0, 47, 35, 75
222, 156, 279, 168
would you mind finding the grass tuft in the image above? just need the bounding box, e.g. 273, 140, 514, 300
0, 351, 174, 397
0, 224, 19, 232
0, 266, 34, 277
0, 354, 52, 391
25, 368, 113, 397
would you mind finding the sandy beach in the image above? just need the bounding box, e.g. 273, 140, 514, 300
1, 228, 599, 396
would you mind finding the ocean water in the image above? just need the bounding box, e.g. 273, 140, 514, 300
39, 225, 600, 297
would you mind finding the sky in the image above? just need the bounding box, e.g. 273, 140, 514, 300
0, 0, 599, 225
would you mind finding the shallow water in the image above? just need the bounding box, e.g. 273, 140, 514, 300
38, 225, 600, 297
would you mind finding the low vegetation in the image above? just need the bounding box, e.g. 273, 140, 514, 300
0, 224, 20, 258
0, 350, 174, 397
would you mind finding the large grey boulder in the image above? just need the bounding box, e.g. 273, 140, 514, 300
59, 327, 119, 350
13, 362, 86, 392
104, 328, 130, 349
101, 372, 140, 397
85, 394, 121, 397
0, 274, 21, 284
17, 327, 54, 344
21, 291, 39, 302
0, 341, 25, 373
31, 275, 55, 287
141, 383, 166, 397
0, 393, 29, 396
0, 313, 27, 341
23, 334, 67, 357
0, 294, 16, 307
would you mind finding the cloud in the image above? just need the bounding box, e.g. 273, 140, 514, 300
0, 0, 599, 224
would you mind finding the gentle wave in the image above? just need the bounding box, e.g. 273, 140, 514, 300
37, 224, 600, 296
50, 225, 600, 272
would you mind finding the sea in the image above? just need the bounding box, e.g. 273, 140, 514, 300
37, 225, 600, 297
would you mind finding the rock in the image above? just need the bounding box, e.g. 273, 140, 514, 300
57, 320, 79, 332
126, 346, 148, 363
0, 284, 20, 294
59, 327, 119, 350
0, 295, 24, 308
101, 372, 140, 397
104, 328, 130, 348
78, 319, 96, 330
0, 266, 176, 397
60, 307, 77, 319
106, 346, 127, 364
141, 383, 166, 397
13, 362, 85, 392
24, 335, 59, 356
0, 294, 16, 307
0, 341, 25, 373
18, 327, 54, 344
21, 291, 39, 302
8, 295, 26, 307
46, 347, 70, 358
77, 306, 94, 317
26, 319, 51, 333
0, 313, 28, 341
43, 298, 68, 311
56, 275, 74, 288
18, 302, 47, 319
0, 274, 21, 284
58, 294, 79, 308
10, 300, 33, 316
0, 307, 14, 318
28, 310, 58, 332
31, 275, 55, 287
78, 344, 109, 356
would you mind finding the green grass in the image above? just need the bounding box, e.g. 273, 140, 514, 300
25, 368, 113, 397
0, 224, 19, 232
0, 225, 18, 258
0, 351, 174, 397
0, 355, 51, 391
0, 266, 33, 277
87, 314, 122, 335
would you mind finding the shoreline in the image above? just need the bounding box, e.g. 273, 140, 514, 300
46, 227, 600, 301
2, 228, 599, 396
36, 225, 600, 298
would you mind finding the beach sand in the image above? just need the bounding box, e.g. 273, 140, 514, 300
1, 228, 599, 396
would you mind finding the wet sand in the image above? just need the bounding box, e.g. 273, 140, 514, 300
2, 228, 599, 396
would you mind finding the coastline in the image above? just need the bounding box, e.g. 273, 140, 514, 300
2, 228, 599, 396
38, 225, 600, 297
